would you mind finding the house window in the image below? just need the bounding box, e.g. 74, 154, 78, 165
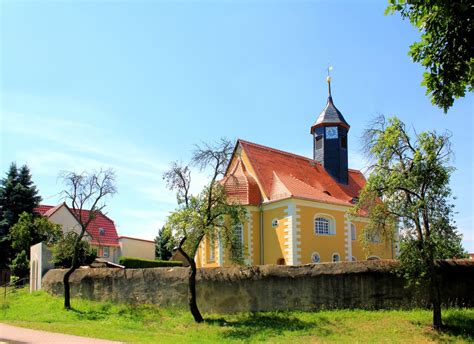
232, 224, 244, 259
311, 252, 320, 263
103, 246, 109, 258
99, 228, 105, 236
332, 253, 340, 262
314, 216, 335, 235
351, 223, 356, 241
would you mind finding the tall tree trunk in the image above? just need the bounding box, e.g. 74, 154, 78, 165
188, 259, 203, 323
177, 237, 204, 323
63, 266, 77, 310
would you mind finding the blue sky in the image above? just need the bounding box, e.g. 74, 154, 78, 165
1, 1, 472, 251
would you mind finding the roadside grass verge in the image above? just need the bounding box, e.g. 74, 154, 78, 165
0, 288, 472, 343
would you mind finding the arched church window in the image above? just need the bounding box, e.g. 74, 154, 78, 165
332, 253, 340, 262
314, 216, 335, 235
231, 224, 244, 259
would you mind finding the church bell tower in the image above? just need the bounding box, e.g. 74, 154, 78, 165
310, 73, 350, 184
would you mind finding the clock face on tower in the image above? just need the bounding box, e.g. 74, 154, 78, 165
325, 126, 338, 139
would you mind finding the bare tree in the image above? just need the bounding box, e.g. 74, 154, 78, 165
163, 138, 245, 323
60, 168, 117, 310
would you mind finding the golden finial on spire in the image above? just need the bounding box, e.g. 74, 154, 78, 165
326, 64, 333, 97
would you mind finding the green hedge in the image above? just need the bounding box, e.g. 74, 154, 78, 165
119, 256, 182, 268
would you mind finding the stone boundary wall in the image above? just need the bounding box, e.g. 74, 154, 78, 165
42, 260, 474, 314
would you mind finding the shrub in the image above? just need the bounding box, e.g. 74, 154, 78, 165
10, 250, 29, 279
119, 256, 182, 268
51, 232, 97, 268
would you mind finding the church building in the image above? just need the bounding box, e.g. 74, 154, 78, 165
196, 77, 396, 267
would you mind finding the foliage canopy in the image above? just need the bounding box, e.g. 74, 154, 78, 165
0, 163, 42, 268
353, 115, 465, 329
52, 232, 97, 268
155, 226, 173, 261
386, 0, 473, 112
163, 138, 246, 323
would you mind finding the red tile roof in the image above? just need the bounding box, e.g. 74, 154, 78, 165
35, 204, 120, 247
222, 157, 262, 205
229, 139, 366, 206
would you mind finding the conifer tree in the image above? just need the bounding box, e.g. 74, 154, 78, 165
155, 226, 172, 261
0, 163, 42, 268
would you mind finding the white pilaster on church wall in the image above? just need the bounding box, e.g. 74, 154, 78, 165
246, 210, 253, 265
201, 238, 206, 266
295, 207, 301, 264
344, 213, 352, 261
283, 203, 300, 265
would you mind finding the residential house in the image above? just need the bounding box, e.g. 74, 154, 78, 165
118, 236, 155, 261
35, 203, 120, 263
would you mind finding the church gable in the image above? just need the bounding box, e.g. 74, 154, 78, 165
221, 156, 262, 205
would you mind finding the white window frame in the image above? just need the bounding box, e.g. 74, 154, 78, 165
365, 231, 381, 243
209, 236, 215, 262
103, 246, 109, 258
311, 252, 321, 263
314, 214, 336, 235
350, 223, 356, 241
232, 223, 244, 259
332, 252, 340, 262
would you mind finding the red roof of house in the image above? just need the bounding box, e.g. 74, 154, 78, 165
227, 139, 366, 206
35, 204, 120, 247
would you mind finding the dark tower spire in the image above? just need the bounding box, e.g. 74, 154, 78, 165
310, 70, 350, 184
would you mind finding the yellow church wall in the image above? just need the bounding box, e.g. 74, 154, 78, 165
298, 204, 347, 263
196, 206, 262, 268
262, 203, 287, 265
248, 208, 261, 265
350, 219, 393, 260
196, 199, 395, 268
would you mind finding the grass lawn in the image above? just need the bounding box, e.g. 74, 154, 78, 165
0, 288, 473, 343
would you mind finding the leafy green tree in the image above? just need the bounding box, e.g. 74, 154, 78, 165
10, 250, 29, 280
352, 116, 465, 329
9, 212, 62, 278
51, 232, 97, 268
163, 139, 246, 323
59, 169, 116, 310
155, 226, 173, 261
0, 163, 42, 268
386, 1, 473, 113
